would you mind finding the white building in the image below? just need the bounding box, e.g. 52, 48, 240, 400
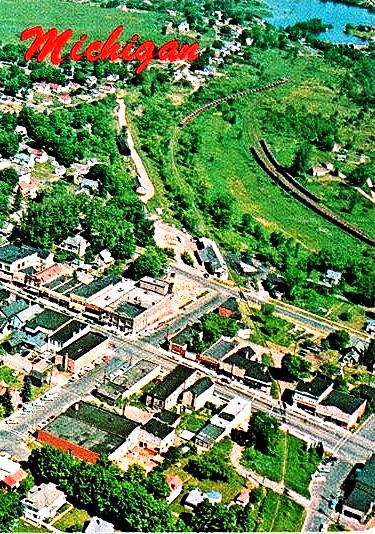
22, 483, 67, 524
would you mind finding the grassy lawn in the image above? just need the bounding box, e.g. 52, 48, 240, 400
13, 520, 48, 533
54, 508, 91, 532
242, 432, 319, 498
0, 366, 23, 388
242, 432, 286, 483
178, 410, 208, 433
253, 490, 306, 532
284, 434, 320, 498
0, 0, 164, 44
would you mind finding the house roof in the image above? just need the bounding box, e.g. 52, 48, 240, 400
166, 474, 182, 492
295, 377, 333, 399
26, 309, 70, 332
321, 390, 366, 414
188, 377, 214, 396
85, 517, 114, 534
218, 297, 238, 313
196, 423, 225, 442
154, 409, 180, 426
202, 338, 237, 362
170, 325, 199, 347
2, 468, 27, 488
1, 299, 29, 318
142, 418, 174, 440
23, 483, 65, 511
149, 365, 195, 401
224, 353, 271, 384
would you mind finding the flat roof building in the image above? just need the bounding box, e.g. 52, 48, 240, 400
37, 402, 140, 464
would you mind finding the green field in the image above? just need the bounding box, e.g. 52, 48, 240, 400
1, 0, 163, 44
242, 433, 320, 498
257, 491, 306, 532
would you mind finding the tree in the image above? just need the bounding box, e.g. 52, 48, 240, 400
131, 246, 170, 279
1, 389, 13, 417
291, 142, 312, 175
271, 380, 280, 399
20, 375, 32, 403
361, 339, 375, 371
248, 411, 280, 455
0, 491, 23, 532
325, 330, 350, 351
0, 130, 18, 158
281, 353, 312, 380
189, 500, 240, 532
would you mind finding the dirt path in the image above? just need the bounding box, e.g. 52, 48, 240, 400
229, 442, 310, 509
116, 98, 155, 204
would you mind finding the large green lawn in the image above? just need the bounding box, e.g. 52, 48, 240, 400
257, 491, 306, 532
1, 0, 163, 43
242, 433, 320, 498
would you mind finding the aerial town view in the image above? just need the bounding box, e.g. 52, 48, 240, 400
0, 0, 373, 532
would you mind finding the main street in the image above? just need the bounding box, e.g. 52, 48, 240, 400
2, 325, 372, 467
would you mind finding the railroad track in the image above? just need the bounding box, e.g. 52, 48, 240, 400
179, 78, 289, 127
251, 140, 375, 247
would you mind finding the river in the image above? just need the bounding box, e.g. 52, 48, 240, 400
265, 0, 375, 44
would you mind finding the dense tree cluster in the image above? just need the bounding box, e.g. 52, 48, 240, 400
28, 446, 178, 532
281, 353, 312, 381
247, 412, 280, 455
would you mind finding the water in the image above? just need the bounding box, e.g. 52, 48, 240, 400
265, 0, 375, 44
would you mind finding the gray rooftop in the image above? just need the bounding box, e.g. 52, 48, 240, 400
49, 319, 86, 344
148, 365, 195, 401
43, 402, 139, 455
202, 339, 237, 361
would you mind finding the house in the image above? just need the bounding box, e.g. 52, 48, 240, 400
216, 297, 239, 318
19, 177, 40, 199
37, 402, 140, 464
196, 237, 228, 280
168, 326, 202, 358
293, 378, 334, 414
0, 456, 27, 491
234, 488, 250, 507
59, 94, 72, 105
365, 319, 375, 335
25, 309, 71, 337
59, 234, 88, 257
325, 269, 342, 286
195, 396, 252, 449
199, 338, 238, 369
178, 21, 190, 33
145, 364, 198, 410
0, 221, 13, 238
85, 517, 114, 534
29, 148, 48, 164
340, 342, 366, 366
312, 166, 327, 177
22, 483, 67, 524
182, 377, 215, 410
342, 454, 375, 523
138, 417, 176, 453
316, 390, 367, 429
184, 488, 205, 508
166, 474, 183, 504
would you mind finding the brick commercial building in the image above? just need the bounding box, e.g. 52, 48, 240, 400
293, 378, 366, 429
315, 390, 367, 429
55, 331, 109, 374
145, 364, 197, 410
37, 402, 140, 464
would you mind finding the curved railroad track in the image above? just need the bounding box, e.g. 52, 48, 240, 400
251, 139, 375, 247
179, 78, 289, 127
